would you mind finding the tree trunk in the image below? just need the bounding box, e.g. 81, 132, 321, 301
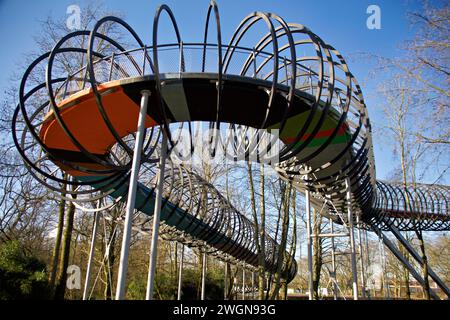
246, 162, 267, 300
270, 184, 291, 300
104, 220, 117, 300
285, 191, 297, 300
265, 182, 283, 300
415, 229, 431, 299
54, 196, 76, 300
312, 208, 323, 299
280, 280, 288, 300
225, 263, 236, 300
398, 240, 411, 299
258, 164, 266, 300
49, 178, 67, 288
398, 121, 412, 300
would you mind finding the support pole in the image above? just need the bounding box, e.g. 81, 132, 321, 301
145, 131, 168, 300
329, 218, 338, 300
305, 184, 314, 300
251, 271, 255, 300
378, 237, 389, 299
356, 215, 366, 299
381, 238, 391, 299
82, 210, 101, 300
234, 276, 238, 300
372, 224, 440, 300
364, 230, 370, 280
201, 252, 207, 300
363, 230, 371, 298
242, 266, 245, 300
115, 90, 151, 300
364, 230, 370, 264
177, 244, 184, 300
224, 263, 228, 300
345, 177, 359, 300
387, 224, 450, 297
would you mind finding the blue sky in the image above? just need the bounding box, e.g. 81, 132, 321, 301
0, 0, 434, 182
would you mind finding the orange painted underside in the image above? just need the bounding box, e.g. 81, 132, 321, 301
40, 82, 157, 176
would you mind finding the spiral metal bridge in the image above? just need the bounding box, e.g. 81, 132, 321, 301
11, 1, 449, 297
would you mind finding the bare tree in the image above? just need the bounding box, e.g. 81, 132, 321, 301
370, 1, 449, 147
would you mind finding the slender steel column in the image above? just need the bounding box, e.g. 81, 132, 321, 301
356, 215, 366, 299
177, 244, 184, 300
329, 218, 338, 300
145, 131, 168, 300
372, 225, 440, 300
388, 224, 450, 297
82, 209, 101, 300
115, 90, 151, 300
381, 237, 390, 299
201, 252, 207, 300
378, 237, 388, 299
251, 271, 255, 300
224, 263, 228, 300
234, 276, 238, 300
345, 177, 359, 300
364, 230, 370, 278
242, 266, 245, 300
305, 184, 314, 300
